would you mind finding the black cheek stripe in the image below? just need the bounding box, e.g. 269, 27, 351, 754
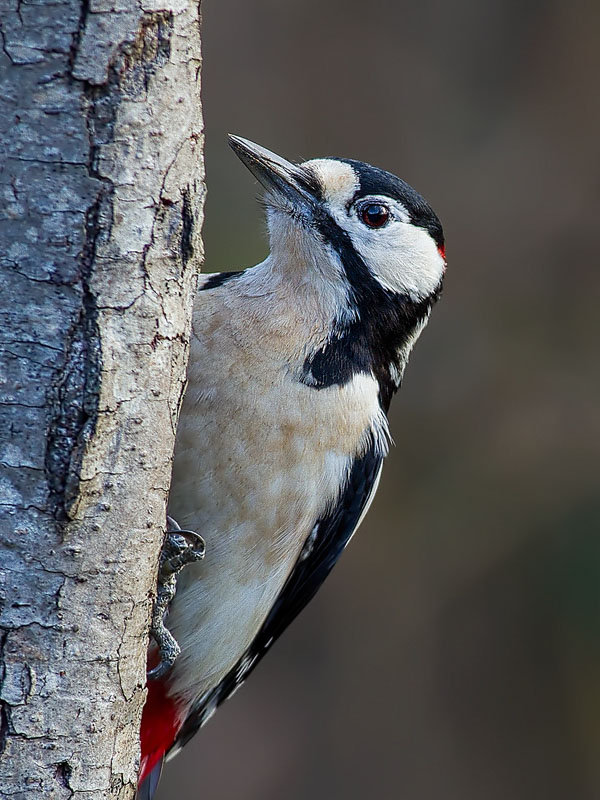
303, 209, 437, 409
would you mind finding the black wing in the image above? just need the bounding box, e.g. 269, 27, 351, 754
173, 436, 384, 752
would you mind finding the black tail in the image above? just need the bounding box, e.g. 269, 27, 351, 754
137, 757, 164, 800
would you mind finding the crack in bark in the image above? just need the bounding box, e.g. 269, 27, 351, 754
55, 760, 74, 797
180, 187, 195, 268
0, 703, 10, 758
0, 21, 15, 65
68, 0, 90, 74
44, 214, 102, 521
0, 629, 12, 757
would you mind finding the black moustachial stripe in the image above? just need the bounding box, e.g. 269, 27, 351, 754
302, 204, 441, 410
172, 433, 383, 753
302, 293, 433, 412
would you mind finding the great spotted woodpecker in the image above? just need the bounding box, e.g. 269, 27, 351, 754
138, 136, 445, 799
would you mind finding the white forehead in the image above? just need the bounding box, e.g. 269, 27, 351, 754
303, 158, 358, 207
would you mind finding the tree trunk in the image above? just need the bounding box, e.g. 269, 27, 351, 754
0, 1, 204, 796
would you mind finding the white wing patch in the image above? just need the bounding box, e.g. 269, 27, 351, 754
299, 523, 319, 562
345, 372, 391, 458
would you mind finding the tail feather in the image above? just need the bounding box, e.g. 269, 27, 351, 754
137, 758, 164, 800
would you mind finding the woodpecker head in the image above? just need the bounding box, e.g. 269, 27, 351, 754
228, 134, 445, 306
228, 135, 445, 406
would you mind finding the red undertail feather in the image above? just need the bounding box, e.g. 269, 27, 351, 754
139, 675, 180, 787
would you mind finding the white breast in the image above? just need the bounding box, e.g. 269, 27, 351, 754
165, 275, 387, 704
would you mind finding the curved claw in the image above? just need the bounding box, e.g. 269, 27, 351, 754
147, 629, 180, 681
147, 518, 205, 680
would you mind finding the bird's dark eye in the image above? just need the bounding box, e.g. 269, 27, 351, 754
359, 203, 390, 229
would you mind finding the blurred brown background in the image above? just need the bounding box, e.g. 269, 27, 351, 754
158, 1, 600, 798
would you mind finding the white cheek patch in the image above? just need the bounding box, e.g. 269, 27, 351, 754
303, 158, 358, 208
272, 157, 443, 301
351, 221, 445, 300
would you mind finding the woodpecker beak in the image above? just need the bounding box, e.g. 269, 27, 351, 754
228, 135, 320, 213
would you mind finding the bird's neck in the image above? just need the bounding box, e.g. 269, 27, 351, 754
300, 289, 432, 410
232, 253, 349, 351
225, 254, 434, 409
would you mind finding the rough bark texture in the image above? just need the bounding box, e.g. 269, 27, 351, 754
0, 0, 204, 796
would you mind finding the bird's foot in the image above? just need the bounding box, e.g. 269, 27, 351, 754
147, 516, 205, 680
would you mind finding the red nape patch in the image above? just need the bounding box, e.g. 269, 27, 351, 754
139, 674, 181, 785
438, 244, 446, 261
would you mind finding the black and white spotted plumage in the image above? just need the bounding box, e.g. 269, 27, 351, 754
138, 136, 445, 798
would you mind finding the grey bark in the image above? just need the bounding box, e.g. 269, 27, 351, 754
0, 0, 204, 797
